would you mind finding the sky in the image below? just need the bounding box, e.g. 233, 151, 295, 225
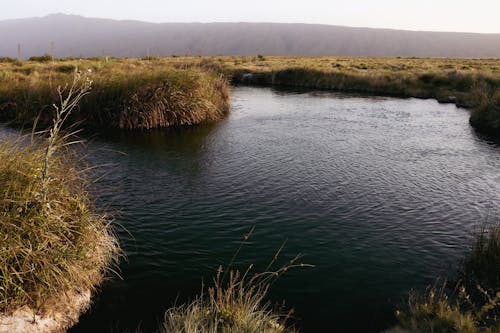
2, 0, 500, 33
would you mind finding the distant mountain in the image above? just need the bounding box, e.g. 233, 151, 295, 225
1, 14, 500, 58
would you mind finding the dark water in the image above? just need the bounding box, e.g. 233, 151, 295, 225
5, 87, 500, 332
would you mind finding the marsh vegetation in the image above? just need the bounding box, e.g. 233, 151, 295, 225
1, 56, 499, 332
0, 57, 229, 130
0, 55, 499, 137
0, 72, 118, 332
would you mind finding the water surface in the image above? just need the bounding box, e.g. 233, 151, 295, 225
8, 87, 498, 333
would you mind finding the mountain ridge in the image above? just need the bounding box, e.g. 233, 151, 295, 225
1, 14, 500, 58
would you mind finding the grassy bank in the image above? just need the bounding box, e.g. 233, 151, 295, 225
0, 140, 117, 304
0, 57, 229, 130
162, 55, 500, 138
0, 74, 119, 332
217, 56, 500, 139
1, 56, 498, 136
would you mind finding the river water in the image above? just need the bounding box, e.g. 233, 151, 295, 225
6, 86, 499, 332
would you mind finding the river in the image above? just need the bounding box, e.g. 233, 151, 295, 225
6, 86, 497, 333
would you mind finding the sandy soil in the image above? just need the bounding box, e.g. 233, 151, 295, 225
0, 289, 92, 333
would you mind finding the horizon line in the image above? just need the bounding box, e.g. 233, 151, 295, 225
1, 12, 500, 35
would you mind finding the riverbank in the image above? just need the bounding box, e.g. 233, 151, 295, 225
0, 140, 119, 332
220, 56, 500, 139
0, 72, 119, 332
1, 56, 498, 136
0, 58, 229, 130
166, 55, 500, 139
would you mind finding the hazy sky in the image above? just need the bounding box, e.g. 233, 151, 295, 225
3, 0, 500, 33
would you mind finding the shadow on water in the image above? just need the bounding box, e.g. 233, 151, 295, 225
92, 123, 218, 155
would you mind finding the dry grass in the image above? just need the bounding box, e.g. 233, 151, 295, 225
162, 230, 311, 333
393, 283, 500, 333
0, 71, 119, 316
2, 55, 498, 136
162, 269, 296, 333
0, 140, 119, 312
0, 58, 229, 130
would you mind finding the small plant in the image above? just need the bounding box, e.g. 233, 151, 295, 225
41, 69, 92, 200
162, 230, 311, 333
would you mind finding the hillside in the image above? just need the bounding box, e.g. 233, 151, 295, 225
1, 14, 500, 58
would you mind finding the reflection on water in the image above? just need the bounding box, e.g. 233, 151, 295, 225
4, 86, 498, 333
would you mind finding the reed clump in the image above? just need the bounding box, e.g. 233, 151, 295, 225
0, 59, 229, 130
1, 55, 498, 136
162, 268, 296, 333
84, 70, 229, 130
0, 72, 119, 319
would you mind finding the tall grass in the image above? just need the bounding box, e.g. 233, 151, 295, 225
0, 59, 230, 130
162, 268, 295, 333
83, 70, 229, 130
1, 56, 498, 136
0, 71, 119, 316
462, 224, 500, 291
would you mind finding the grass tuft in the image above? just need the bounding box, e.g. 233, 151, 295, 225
0, 71, 119, 315
162, 268, 296, 333
162, 230, 311, 333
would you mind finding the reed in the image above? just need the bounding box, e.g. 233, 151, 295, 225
0, 59, 229, 130
162, 268, 296, 333
1, 56, 498, 135
0, 71, 119, 320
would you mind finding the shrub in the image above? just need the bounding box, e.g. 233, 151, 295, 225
0, 57, 15, 63
56, 64, 77, 73
28, 54, 53, 62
